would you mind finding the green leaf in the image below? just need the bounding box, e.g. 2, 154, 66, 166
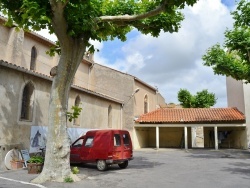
203, 0, 250, 83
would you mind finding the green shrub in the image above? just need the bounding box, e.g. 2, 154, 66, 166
27, 156, 44, 164
71, 166, 79, 174
64, 176, 74, 183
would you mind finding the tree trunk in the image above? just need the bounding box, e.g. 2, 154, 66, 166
31, 38, 86, 183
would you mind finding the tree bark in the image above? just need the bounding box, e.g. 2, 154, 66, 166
31, 1, 87, 183
31, 38, 86, 183
32, 0, 88, 183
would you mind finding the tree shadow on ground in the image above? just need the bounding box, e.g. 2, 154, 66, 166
186, 149, 250, 159
71, 155, 164, 177
222, 161, 250, 180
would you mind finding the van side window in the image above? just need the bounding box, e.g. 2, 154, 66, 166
85, 137, 94, 147
114, 134, 121, 146
123, 134, 130, 145
72, 138, 84, 148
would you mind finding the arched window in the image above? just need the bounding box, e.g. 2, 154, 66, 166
74, 95, 81, 125
108, 105, 112, 128
20, 82, 35, 121
144, 95, 148, 114
30, 46, 37, 71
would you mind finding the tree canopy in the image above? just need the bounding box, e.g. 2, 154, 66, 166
1, 0, 197, 52
0, 0, 198, 183
178, 89, 217, 108
202, 0, 250, 83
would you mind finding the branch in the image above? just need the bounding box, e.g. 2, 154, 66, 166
98, 0, 168, 22
49, 0, 70, 44
62, 0, 69, 8
105, 21, 154, 29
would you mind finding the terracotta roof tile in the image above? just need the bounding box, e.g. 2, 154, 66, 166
135, 107, 245, 124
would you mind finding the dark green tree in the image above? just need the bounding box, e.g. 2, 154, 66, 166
178, 89, 216, 108
177, 89, 194, 108
0, 0, 198, 183
203, 0, 250, 83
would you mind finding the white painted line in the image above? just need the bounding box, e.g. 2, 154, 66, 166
0, 176, 46, 188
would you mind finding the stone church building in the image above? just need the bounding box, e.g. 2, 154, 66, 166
0, 16, 166, 169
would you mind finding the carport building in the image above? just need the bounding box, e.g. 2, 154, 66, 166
134, 107, 246, 150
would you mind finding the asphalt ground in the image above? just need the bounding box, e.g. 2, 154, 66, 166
0, 149, 249, 188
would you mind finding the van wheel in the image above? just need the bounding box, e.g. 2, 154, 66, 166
97, 160, 107, 171
118, 161, 128, 169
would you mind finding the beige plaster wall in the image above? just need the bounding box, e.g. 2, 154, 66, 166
133, 128, 150, 148
226, 77, 250, 149
223, 128, 246, 149
73, 62, 89, 89
0, 65, 122, 169
0, 23, 9, 44
89, 64, 135, 133
156, 93, 167, 108
0, 20, 169, 166
159, 127, 183, 148
226, 77, 245, 113
242, 83, 250, 148
89, 64, 134, 100
226, 76, 250, 148
134, 127, 186, 149
204, 127, 246, 149
2, 27, 24, 66
0, 65, 122, 147
68, 90, 121, 130
0, 24, 11, 59
134, 80, 157, 116
0, 66, 51, 169
0, 66, 52, 144
0, 24, 59, 74
22, 34, 58, 75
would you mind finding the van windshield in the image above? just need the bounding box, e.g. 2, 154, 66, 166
72, 138, 84, 147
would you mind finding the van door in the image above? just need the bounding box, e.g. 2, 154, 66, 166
80, 136, 94, 162
70, 137, 85, 163
121, 131, 132, 159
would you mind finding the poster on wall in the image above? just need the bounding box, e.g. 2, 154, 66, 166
30, 126, 48, 153
30, 126, 93, 153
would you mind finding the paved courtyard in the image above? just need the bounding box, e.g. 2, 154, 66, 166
0, 149, 250, 188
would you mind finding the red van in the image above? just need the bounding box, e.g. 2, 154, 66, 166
70, 129, 133, 171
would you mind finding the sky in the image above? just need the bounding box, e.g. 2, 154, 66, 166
38, 0, 237, 107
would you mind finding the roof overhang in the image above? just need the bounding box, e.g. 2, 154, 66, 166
0, 60, 122, 104
134, 123, 246, 128
134, 77, 157, 92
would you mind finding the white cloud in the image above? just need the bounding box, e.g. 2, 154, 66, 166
95, 0, 234, 107
36, 28, 57, 42
35, 0, 234, 108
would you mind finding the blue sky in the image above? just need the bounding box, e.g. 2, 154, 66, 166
93, 0, 236, 107
222, 0, 237, 7
39, 0, 237, 107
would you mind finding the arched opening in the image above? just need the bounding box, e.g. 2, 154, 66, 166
108, 105, 112, 128
144, 95, 148, 114
20, 82, 35, 121
30, 46, 37, 71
